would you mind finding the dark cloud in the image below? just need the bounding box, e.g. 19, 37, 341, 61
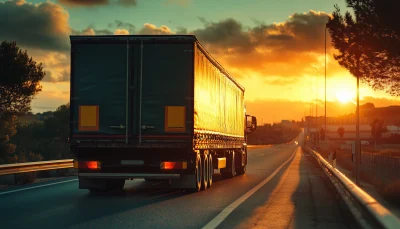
193, 18, 252, 52
176, 27, 188, 34
137, 11, 333, 79
0, 0, 70, 51
114, 20, 135, 33
58, 0, 137, 7
188, 11, 333, 78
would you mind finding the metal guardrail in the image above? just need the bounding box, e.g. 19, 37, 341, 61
0, 159, 74, 176
305, 146, 400, 229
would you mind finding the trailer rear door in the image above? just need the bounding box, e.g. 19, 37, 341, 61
70, 43, 129, 138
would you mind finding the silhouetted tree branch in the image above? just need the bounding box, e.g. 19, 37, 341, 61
327, 1, 400, 96
0, 41, 44, 117
0, 41, 44, 164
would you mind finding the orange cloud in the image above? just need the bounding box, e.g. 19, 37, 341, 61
360, 96, 400, 108
2, 2, 395, 118
114, 29, 129, 35
190, 11, 338, 79
137, 23, 175, 35
133, 11, 345, 81
246, 98, 359, 124
28, 50, 70, 82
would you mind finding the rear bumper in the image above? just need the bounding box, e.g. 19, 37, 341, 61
78, 172, 181, 179
78, 173, 196, 189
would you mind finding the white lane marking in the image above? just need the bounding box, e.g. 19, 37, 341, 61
201, 147, 299, 229
0, 178, 78, 196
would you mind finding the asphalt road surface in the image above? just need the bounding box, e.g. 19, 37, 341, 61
0, 136, 354, 229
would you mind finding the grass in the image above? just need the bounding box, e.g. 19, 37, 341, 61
316, 140, 400, 204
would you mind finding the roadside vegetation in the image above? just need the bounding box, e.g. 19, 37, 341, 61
247, 122, 302, 145
316, 140, 400, 204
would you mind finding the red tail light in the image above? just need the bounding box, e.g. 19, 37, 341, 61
74, 160, 101, 169
160, 161, 187, 170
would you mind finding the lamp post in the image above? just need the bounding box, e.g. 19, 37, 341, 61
313, 66, 318, 147
325, 24, 328, 140
356, 63, 360, 185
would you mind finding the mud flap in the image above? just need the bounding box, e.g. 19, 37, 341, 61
170, 174, 196, 189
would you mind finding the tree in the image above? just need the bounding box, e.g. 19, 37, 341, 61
10, 103, 71, 162
337, 127, 345, 138
0, 41, 44, 116
327, 1, 400, 96
0, 115, 17, 164
0, 41, 44, 163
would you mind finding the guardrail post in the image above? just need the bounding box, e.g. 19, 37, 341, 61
332, 150, 336, 168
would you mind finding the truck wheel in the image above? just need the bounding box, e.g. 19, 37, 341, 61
189, 152, 202, 192
236, 150, 247, 175
236, 165, 246, 175
222, 151, 236, 179
208, 154, 213, 187
201, 152, 209, 190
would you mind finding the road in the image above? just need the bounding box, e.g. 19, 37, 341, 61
0, 138, 353, 229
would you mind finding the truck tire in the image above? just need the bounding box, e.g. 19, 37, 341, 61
188, 152, 202, 192
208, 154, 213, 187
236, 150, 247, 175
236, 165, 246, 175
201, 152, 209, 190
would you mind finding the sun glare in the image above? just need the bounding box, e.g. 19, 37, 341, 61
335, 89, 353, 103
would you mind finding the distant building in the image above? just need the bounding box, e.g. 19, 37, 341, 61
360, 103, 400, 126
304, 103, 400, 141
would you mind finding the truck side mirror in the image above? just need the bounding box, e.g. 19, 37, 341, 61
246, 116, 257, 133
251, 116, 257, 131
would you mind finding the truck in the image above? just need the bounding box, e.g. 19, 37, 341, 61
69, 35, 257, 192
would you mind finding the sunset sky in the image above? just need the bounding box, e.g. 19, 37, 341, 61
1, 0, 399, 124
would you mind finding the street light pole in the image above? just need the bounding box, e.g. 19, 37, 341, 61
314, 66, 318, 147
325, 24, 328, 140
356, 61, 360, 185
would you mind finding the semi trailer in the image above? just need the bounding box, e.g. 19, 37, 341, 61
69, 35, 257, 192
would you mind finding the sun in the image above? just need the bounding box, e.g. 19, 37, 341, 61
335, 89, 353, 104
